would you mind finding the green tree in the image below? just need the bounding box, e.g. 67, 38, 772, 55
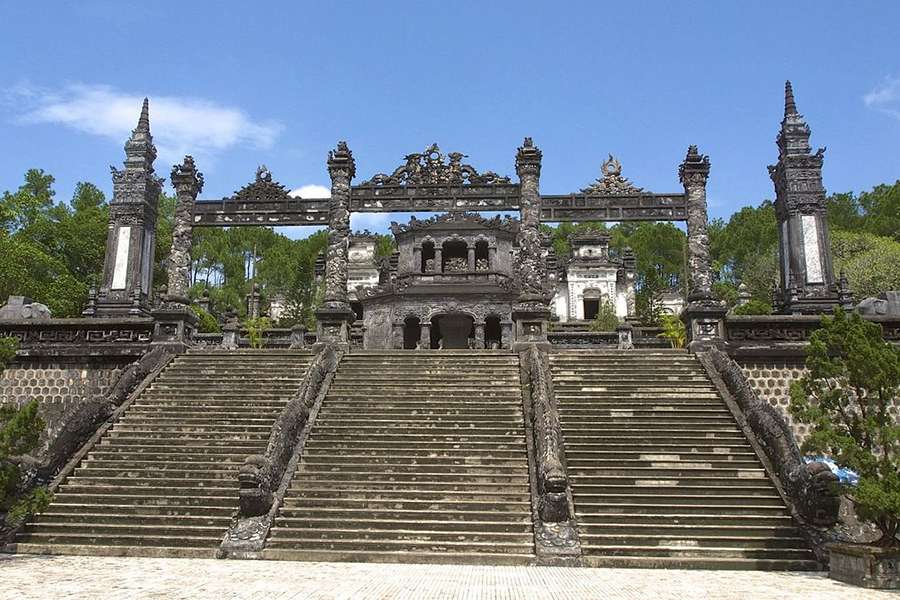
0, 338, 51, 526
709, 200, 777, 284
832, 230, 900, 299
790, 309, 900, 546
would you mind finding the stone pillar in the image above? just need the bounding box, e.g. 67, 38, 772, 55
289, 324, 306, 349
90, 99, 162, 318
474, 323, 485, 349
246, 283, 261, 319
167, 156, 203, 304
413, 246, 421, 272
769, 81, 843, 314
467, 246, 476, 272
419, 322, 431, 349
222, 310, 240, 350
315, 142, 356, 348
434, 246, 443, 273
512, 137, 551, 350
616, 322, 634, 350
679, 145, 726, 351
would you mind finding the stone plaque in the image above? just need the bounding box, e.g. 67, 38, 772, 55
111, 226, 131, 290
801, 215, 823, 283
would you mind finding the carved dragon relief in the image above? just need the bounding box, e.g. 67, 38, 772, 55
360, 144, 511, 186
581, 154, 644, 195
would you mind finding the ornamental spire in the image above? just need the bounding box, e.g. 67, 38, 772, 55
137, 97, 150, 132
784, 80, 797, 118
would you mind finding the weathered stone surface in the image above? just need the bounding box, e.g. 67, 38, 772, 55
167, 156, 203, 303
0, 297, 51, 320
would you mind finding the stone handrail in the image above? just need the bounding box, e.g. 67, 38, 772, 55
700, 347, 840, 528
520, 344, 570, 523
219, 344, 341, 557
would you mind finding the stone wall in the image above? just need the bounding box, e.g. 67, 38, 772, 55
739, 358, 900, 447
738, 358, 809, 443
0, 357, 130, 455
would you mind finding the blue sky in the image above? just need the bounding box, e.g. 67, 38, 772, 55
1, 1, 898, 236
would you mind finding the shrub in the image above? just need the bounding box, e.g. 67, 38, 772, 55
191, 306, 221, 334
732, 299, 773, 316
244, 317, 272, 349
789, 309, 900, 546
657, 314, 686, 349
587, 301, 620, 332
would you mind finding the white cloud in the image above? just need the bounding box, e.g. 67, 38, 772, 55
289, 184, 330, 198
863, 76, 900, 121
9, 83, 282, 164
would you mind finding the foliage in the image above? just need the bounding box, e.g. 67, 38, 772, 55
789, 309, 900, 545
587, 301, 619, 332
709, 201, 778, 284
190, 306, 221, 334
827, 181, 900, 242
244, 317, 272, 349
0, 233, 88, 317
375, 234, 396, 258
5, 487, 51, 526
656, 314, 686, 349
0, 338, 49, 525
831, 230, 900, 300
732, 299, 773, 316
0, 338, 16, 368
713, 281, 739, 308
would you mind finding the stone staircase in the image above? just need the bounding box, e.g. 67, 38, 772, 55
549, 349, 819, 570
264, 350, 535, 564
10, 349, 310, 558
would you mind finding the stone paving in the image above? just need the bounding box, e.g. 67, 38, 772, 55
1, 555, 897, 599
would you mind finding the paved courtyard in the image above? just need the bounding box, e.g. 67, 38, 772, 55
0, 555, 897, 599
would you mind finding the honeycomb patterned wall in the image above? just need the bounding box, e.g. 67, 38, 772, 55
0, 360, 125, 448
738, 359, 810, 444
740, 357, 900, 449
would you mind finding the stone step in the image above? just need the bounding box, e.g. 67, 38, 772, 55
59, 483, 237, 496
571, 484, 777, 495
75, 467, 237, 479
300, 454, 526, 466
320, 408, 523, 418
260, 547, 533, 565
562, 428, 744, 437
576, 513, 794, 526
308, 431, 524, 442
580, 533, 808, 549
570, 475, 777, 487
568, 467, 767, 478
278, 507, 532, 523
297, 464, 526, 476
42, 503, 235, 517
321, 398, 523, 407
263, 536, 532, 555
48, 492, 236, 506
21, 522, 226, 538
283, 498, 531, 512
573, 502, 789, 516
289, 475, 529, 487
101, 432, 269, 444
566, 450, 757, 460
568, 459, 762, 470
268, 527, 533, 545
290, 488, 529, 502
15, 532, 221, 548
32, 512, 230, 527
579, 544, 814, 561
572, 493, 782, 505
302, 440, 527, 452
63, 476, 239, 489
86, 451, 247, 462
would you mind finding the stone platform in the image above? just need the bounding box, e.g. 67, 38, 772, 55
0, 555, 892, 600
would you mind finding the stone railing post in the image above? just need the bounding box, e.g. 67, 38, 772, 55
679, 146, 726, 351
315, 142, 356, 349
289, 324, 306, 349
419, 322, 431, 349
616, 321, 634, 350
512, 138, 551, 350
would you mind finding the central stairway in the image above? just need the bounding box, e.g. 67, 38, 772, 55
550, 349, 818, 570
264, 350, 535, 564
11, 349, 310, 557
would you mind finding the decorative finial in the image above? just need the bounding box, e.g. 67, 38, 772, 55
137, 97, 150, 132
784, 80, 797, 117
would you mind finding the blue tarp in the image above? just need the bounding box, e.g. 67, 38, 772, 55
804, 455, 859, 486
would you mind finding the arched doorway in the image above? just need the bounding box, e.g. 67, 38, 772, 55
402, 316, 421, 349
485, 315, 502, 349
430, 313, 474, 349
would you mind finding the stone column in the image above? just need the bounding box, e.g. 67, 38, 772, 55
467, 246, 476, 272
474, 323, 485, 349
512, 137, 551, 350
419, 322, 431, 349
315, 142, 356, 348
679, 145, 726, 351
434, 246, 443, 273
150, 155, 203, 349
167, 156, 203, 304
